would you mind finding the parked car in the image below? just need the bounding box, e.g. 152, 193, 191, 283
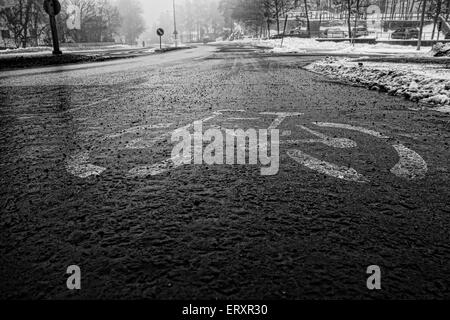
202, 36, 212, 44
352, 26, 369, 38
322, 28, 347, 38
391, 27, 419, 39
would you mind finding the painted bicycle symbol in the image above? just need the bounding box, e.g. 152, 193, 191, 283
66, 111, 427, 182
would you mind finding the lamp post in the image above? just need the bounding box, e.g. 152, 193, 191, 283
173, 0, 178, 47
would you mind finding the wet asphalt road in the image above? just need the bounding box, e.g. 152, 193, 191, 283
0, 44, 449, 299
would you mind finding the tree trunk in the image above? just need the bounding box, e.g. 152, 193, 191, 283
347, 0, 352, 42
432, 0, 442, 40
418, 0, 427, 50
275, 0, 280, 34
303, 0, 310, 37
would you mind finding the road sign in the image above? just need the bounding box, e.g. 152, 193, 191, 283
157, 28, 164, 50
43, 0, 62, 55
43, 0, 61, 16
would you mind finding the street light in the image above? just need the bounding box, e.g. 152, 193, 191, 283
173, 0, 178, 47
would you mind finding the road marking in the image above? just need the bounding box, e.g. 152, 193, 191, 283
390, 144, 428, 180
313, 122, 390, 139
128, 153, 192, 177
105, 123, 173, 139
287, 122, 427, 181
124, 115, 217, 150
66, 152, 106, 178
287, 149, 369, 183
295, 125, 358, 148
260, 112, 304, 130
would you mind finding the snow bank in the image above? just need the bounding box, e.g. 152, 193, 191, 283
306, 57, 450, 109
431, 42, 450, 57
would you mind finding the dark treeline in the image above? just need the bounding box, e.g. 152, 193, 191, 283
0, 0, 146, 48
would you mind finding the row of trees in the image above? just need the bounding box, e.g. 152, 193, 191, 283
0, 0, 146, 48
149, 0, 225, 43
217, 0, 450, 38
218, 0, 311, 37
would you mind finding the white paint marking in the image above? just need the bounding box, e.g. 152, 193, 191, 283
297, 125, 357, 148
314, 122, 390, 139
287, 149, 369, 183
66, 152, 106, 178
129, 153, 192, 177
260, 112, 304, 130
390, 144, 428, 180
124, 115, 218, 150
308, 122, 427, 181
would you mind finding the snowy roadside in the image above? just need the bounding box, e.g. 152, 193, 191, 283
305, 57, 450, 113
0, 44, 140, 57
213, 37, 434, 56
255, 37, 434, 56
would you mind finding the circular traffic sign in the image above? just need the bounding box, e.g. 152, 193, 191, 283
43, 0, 61, 16
156, 28, 164, 37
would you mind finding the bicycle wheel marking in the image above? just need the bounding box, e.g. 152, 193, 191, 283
314, 122, 390, 139
65, 113, 428, 183
294, 125, 358, 149
390, 144, 428, 180
287, 122, 428, 182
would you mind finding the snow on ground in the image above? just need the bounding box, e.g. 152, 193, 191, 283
0, 44, 138, 57
212, 37, 432, 55
306, 57, 450, 112
250, 37, 433, 55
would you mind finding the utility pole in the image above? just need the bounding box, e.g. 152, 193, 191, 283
173, 0, 178, 47
417, 0, 427, 50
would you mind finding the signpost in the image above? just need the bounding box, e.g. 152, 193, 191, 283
43, 0, 62, 55
157, 28, 164, 50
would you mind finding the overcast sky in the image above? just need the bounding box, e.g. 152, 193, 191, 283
140, 0, 173, 28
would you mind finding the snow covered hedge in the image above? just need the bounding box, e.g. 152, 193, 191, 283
306, 57, 450, 106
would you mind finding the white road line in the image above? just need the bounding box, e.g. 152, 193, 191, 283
296, 125, 358, 148
66, 152, 106, 179
287, 149, 369, 183
314, 122, 390, 139
260, 112, 304, 130
390, 144, 428, 180
128, 153, 192, 177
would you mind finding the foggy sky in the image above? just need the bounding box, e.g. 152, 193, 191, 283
140, 0, 173, 28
